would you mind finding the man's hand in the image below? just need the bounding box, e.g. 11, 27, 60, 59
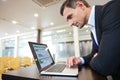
66, 56, 82, 68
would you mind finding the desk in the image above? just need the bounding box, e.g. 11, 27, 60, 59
2, 64, 107, 80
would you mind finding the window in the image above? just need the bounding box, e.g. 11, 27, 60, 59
80, 40, 92, 56
79, 25, 92, 56
0, 31, 37, 58
18, 32, 37, 58
41, 27, 75, 62
1, 38, 15, 57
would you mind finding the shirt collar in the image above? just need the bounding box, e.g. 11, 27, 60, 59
87, 6, 95, 29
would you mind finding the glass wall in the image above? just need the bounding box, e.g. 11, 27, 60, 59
80, 40, 92, 56
79, 25, 92, 56
18, 32, 37, 58
41, 27, 75, 62
0, 26, 92, 62
1, 37, 15, 57
53, 42, 74, 61
0, 31, 37, 58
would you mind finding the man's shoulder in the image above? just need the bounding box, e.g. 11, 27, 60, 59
102, 0, 120, 9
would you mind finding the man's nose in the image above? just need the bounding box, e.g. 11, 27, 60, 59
68, 20, 74, 26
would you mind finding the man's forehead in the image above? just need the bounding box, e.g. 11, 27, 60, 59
63, 7, 74, 18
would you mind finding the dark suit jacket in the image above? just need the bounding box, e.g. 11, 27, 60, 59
82, 0, 120, 77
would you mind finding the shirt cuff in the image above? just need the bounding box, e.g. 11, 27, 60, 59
80, 57, 85, 65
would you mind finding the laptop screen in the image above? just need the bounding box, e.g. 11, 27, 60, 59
32, 44, 53, 68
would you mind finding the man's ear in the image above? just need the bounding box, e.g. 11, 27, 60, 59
76, 1, 85, 10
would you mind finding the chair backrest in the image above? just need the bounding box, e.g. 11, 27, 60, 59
0, 57, 4, 74
22, 56, 31, 67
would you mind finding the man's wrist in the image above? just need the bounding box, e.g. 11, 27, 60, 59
80, 57, 85, 65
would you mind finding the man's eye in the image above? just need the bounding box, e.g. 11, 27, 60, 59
68, 15, 72, 19
67, 15, 72, 21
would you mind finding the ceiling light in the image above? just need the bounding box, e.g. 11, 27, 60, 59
1, 0, 7, 2
31, 27, 36, 30
56, 29, 66, 33
12, 20, 17, 24
34, 13, 39, 17
42, 31, 51, 35
16, 30, 20, 33
42, 7, 46, 9
5, 33, 8, 36
50, 22, 54, 26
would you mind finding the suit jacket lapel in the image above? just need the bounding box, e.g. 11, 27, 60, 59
95, 6, 103, 46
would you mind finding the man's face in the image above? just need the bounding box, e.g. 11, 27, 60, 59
63, 5, 86, 28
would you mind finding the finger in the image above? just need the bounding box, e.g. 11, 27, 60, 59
74, 57, 81, 66
70, 56, 77, 67
73, 58, 78, 66
66, 58, 71, 67
66, 58, 70, 66
69, 57, 74, 67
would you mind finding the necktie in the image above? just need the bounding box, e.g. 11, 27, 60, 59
91, 33, 99, 49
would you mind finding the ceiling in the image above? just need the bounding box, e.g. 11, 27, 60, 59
0, 0, 110, 38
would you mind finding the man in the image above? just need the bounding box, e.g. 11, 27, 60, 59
60, 0, 120, 80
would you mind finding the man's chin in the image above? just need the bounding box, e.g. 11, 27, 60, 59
79, 24, 85, 29
72, 24, 84, 29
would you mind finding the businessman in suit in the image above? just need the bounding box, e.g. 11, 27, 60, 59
60, 0, 120, 80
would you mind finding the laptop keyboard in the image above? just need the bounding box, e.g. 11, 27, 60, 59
46, 64, 66, 72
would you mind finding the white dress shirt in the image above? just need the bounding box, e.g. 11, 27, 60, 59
88, 6, 98, 46
80, 6, 98, 64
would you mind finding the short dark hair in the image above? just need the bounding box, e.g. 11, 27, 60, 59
60, 0, 90, 16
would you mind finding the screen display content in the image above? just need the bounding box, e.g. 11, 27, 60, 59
33, 44, 53, 68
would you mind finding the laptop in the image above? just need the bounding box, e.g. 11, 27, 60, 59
28, 42, 78, 77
